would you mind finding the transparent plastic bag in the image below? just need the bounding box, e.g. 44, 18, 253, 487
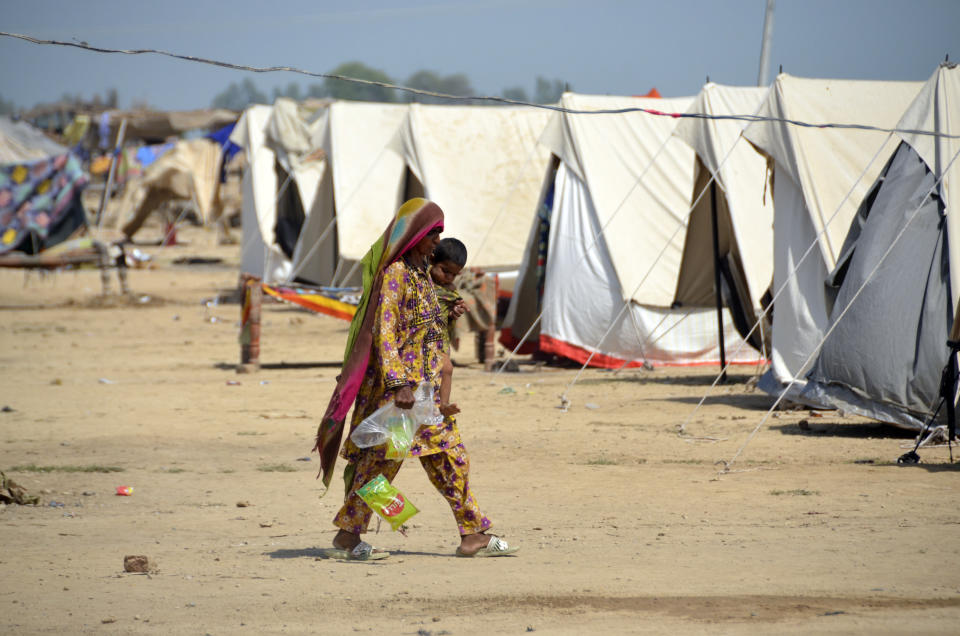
350, 382, 442, 459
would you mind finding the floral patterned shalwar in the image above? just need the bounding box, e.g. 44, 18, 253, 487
334, 259, 492, 536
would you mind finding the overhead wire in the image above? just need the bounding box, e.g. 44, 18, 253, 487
3, 31, 959, 140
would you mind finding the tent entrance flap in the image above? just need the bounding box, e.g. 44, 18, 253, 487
674, 159, 767, 352
273, 162, 304, 260
503, 155, 560, 349
289, 159, 337, 286
803, 143, 950, 430
403, 168, 424, 201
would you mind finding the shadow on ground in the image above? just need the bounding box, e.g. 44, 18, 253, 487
266, 547, 450, 560
770, 421, 918, 439
579, 372, 759, 387
661, 393, 776, 411
902, 461, 960, 472
213, 361, 343, 371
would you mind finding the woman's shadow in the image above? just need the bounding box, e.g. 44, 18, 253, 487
266, 547, 451, 559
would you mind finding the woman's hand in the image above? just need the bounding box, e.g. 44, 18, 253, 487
451, 299, 468, 320
394, 385, 415, 409
439, 403, 460, 417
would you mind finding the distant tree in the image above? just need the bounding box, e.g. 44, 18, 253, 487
403, 70, 443, 103
211, 78, 268, 110
273, 82, 304, 102
323, 62, 396, 102
534, 76, 567, 104
402, 70, 476, 104
501, 86, 529, 103
105, 88, 119, 109
437, 73, 474, 99
0, 94, 16, 116
306, 83, 328, 98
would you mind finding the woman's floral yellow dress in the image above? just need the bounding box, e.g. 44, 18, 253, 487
334, 258, 492, 536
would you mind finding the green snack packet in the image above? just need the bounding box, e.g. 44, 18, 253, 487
356, 474, 419, 531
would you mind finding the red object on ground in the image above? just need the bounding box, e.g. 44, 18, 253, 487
162, 223, 177, 246
115, 485, 134, 496
498, 327, 540, 356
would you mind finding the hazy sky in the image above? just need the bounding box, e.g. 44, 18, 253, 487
1, 0, 958, 111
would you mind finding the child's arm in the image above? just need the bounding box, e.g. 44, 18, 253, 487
450, 298, 467, 320
438, 353, 460, 417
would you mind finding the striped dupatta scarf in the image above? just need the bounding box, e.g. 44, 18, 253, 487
313, 198, 444, 488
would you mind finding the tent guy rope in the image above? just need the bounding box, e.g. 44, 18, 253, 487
553, 128, 750, 408
493, 117, 683, 379
677, 134, 895, 438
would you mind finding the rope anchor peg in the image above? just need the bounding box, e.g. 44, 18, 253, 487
897, 451, 921, 465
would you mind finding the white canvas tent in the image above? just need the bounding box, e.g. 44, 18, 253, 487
741, 75, 924, 397
230, 99, 329, 284
0, 117, 68, 163
801, 63, 960, 431
238, 99, 554, 287
505, 92, 763, 367
108, 137, 224, 239
290, 101, 409, 285
300, 101, 554, 285
397, 103, 553, 270
672, 83, 775, 352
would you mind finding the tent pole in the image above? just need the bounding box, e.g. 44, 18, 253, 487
95, 117, 127, 229
757, 0, 775, 86
710, 179, 728, 383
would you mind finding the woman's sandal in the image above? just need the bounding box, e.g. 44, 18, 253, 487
324, 540, 390, 561
455, 535, 519, 558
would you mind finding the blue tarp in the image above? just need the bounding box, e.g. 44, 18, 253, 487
207, 123, 241, 182
135, 142, 175, 168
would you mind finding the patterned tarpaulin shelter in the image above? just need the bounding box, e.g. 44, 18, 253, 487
0, 152, 88, 255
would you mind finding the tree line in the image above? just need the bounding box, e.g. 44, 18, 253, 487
211, 61, 568, 111
0, 63, 568, 118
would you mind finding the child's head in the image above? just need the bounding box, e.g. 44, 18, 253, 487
431, 237, 467, 287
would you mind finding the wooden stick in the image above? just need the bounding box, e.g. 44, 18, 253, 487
95, 117, 127, 229
238, 274, 262, 373
482, 273, 499, 371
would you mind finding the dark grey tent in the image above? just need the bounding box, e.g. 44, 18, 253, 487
801, 63, 960, 432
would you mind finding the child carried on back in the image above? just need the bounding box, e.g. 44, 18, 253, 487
430, 238, 468, 418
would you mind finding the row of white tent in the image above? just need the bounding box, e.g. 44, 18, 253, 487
231, 63, 959, 431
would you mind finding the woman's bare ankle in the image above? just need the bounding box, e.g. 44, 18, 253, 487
458, 532, 490, 554
333, 529, 361, 550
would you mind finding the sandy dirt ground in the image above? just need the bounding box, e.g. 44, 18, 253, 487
2, 224, 960, 635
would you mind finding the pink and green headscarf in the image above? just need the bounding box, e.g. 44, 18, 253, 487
313, 198, 444, 488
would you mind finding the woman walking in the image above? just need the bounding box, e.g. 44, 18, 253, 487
314, 198, 517, 560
